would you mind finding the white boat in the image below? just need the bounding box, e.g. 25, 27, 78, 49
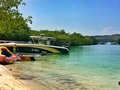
0, 34, 69, 54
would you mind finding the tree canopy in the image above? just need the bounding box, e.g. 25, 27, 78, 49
117, 39, 120, 44
30, 30, 98, 46
0, 0, 32, 41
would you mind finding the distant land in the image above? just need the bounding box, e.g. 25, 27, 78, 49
93, 34, 120, 42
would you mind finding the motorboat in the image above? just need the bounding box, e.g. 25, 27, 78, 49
0, 34, 69, 54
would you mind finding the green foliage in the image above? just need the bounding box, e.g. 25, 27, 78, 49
30, 30, 98, 46
0, 0, 32, 41
94, 34, 120, 42
69, 32, 84, 46
84, 36, 98, 45
117, 39, 120, 44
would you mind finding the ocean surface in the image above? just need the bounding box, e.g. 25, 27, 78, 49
7, 45, 120, 90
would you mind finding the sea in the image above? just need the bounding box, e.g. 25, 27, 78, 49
7, 45, 120, 90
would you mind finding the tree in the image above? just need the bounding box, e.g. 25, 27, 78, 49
117, 39, 120, 44
60, 29, 65, 34
69, 32, 84, 46
29, 30, 98, 46
0, 0, 32, 41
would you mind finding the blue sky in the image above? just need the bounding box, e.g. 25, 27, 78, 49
20, 0, 120, 35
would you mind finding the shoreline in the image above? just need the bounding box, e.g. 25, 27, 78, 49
1, 64, 93, 90
0, 64, 47, 90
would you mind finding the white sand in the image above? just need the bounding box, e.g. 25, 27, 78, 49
0, 64, 93, 90
0, 65, 32, 90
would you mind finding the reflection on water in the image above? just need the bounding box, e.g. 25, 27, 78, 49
7, 45, 120, 90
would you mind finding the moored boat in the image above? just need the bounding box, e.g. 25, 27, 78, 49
0, 34, 70, 54
0, 47, 17, 64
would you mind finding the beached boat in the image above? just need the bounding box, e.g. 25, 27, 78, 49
0, 47, 17, 64
0, 46, 35, 63
0, 35, 69, 54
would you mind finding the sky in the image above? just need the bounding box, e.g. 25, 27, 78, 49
19, 0, 120, 35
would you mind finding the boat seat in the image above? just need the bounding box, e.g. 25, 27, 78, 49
1, 49, 12, 57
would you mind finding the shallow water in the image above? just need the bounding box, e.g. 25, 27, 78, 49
7, 45, 120, 90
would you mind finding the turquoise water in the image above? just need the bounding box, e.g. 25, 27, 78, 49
8, 45, 120, 90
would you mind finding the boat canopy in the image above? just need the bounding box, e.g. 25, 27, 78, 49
29, 34, 56, 45
30, 36, 56, 40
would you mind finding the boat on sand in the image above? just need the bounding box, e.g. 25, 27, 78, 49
0, 47, 17, 64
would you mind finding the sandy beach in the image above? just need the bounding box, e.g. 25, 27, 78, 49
0, 64, 93, 90
0, 65, 47, 90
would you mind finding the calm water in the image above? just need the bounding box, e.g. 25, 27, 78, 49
7, 45, 120, 90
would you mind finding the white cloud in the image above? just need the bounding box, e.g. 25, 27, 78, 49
99, 26, 120, 35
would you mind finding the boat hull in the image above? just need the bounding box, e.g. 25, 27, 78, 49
0, 43, 69, 54
0, 47, 18, 64
0, 55, 17, 64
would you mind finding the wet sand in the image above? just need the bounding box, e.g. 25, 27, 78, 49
3, 64, 93, 90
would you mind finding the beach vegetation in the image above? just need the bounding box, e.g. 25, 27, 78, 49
117, 39, 120, 44
0, 0, 32, 41
30, 30, 98, 46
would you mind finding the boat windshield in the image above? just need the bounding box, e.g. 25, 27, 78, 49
1, 48, 12, 57
29, 34, 56, 45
